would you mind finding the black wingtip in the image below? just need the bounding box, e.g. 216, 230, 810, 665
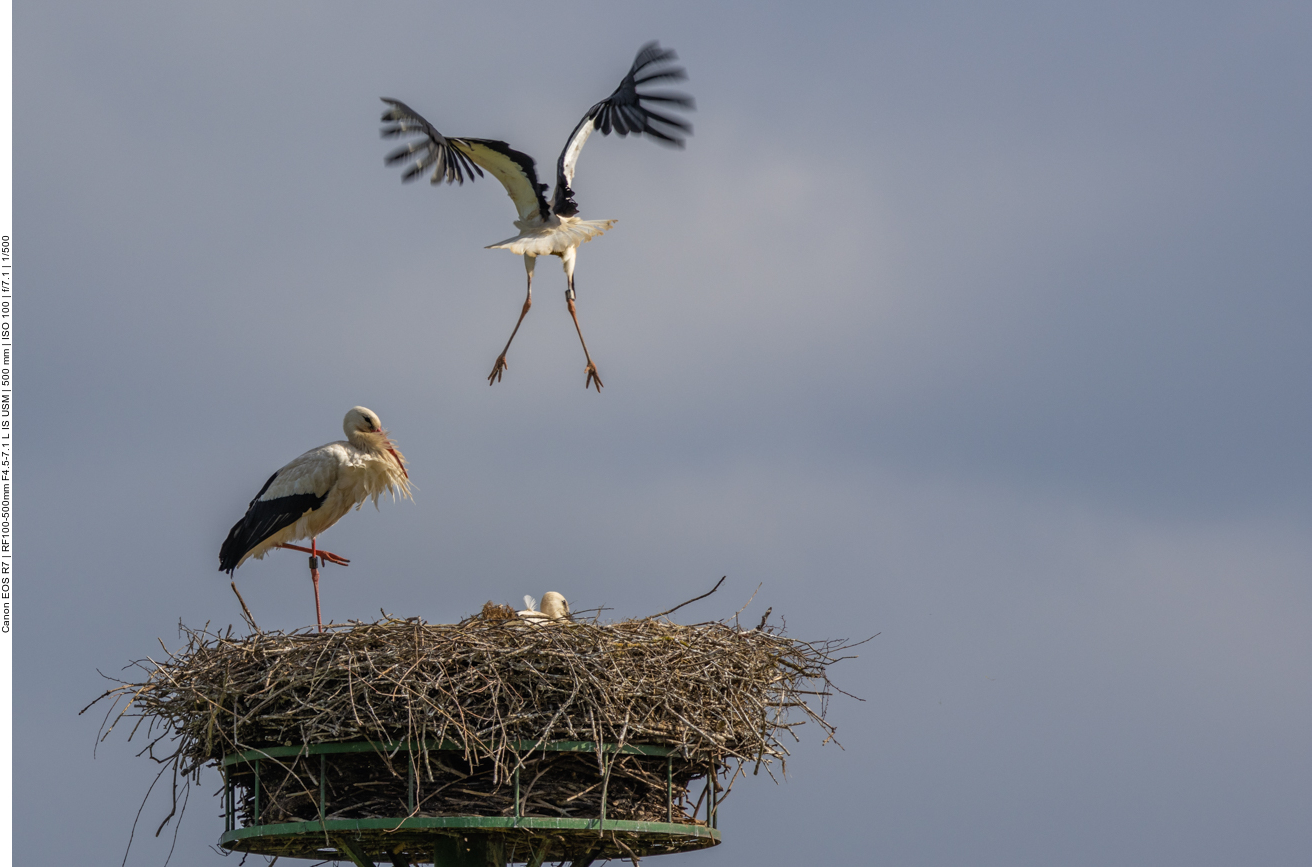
584, 41, 694, 148
378, 100, 486, 187
219, 535, 242, 573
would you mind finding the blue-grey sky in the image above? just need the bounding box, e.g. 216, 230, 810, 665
19, 2, 1312, 864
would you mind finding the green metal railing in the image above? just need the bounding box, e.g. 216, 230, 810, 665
219, 739, 722, 865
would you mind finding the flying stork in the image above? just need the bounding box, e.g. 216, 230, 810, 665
219, 407, 412, 631
380, 41, 694, 391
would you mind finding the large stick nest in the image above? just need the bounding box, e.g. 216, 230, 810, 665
88, 602, 862, 850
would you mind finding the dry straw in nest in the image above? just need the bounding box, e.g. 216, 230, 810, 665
85, 592, 865, 845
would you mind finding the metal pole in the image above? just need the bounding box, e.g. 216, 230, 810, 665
513, 766, 521, 820
253, 758, 261, 826
666, 756, 673, 824
320, 754, 327, 822
487, 834, 506, 867
709, 760, 717, 829
598, 748, 609, 826
433, 835, 457, 867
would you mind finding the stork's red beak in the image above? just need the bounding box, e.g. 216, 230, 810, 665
388, 446, 408, 479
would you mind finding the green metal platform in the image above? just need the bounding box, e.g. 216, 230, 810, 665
217, 740, 722, 866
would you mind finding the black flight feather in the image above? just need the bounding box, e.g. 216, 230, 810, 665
381, 99, 550, 220
380, 98, 483, 185
219, 473, 328, 574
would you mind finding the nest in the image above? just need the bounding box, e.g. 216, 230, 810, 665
88, 600, 861, 862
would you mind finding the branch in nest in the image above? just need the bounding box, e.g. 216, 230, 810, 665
647, 576, 726, 620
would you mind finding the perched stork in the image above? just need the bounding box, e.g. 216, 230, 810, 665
518, 592, 572, 624
381, 41, 694, 391
219, 407, 412, 631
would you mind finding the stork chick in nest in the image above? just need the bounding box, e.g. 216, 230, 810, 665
518, 592, 571, 624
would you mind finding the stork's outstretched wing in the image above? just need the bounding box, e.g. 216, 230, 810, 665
551, 42, 695, 218
381, 98, 551, 223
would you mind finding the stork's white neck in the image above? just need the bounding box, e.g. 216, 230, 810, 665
347, 429, 388, 452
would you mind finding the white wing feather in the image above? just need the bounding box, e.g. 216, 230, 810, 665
453, 140, 550, 223
260, 445, 342, 500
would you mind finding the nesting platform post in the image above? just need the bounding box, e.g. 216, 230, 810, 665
90, 616, 850, 867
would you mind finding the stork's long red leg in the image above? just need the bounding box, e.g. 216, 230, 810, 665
489, 256, 535, 385
566, 280, 603, 392
310, 537, 323, 633
277, 540, 349, 632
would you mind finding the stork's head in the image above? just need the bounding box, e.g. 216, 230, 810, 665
344, 406, 384, 439
540, 591, 571, 621
344, 406, 409, 479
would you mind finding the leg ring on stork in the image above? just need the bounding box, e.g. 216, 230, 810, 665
278, 539, 349, 632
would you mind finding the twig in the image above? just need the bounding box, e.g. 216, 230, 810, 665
726, 583, 763, 624
231, 582, 259, 632
647, 576, 726, 620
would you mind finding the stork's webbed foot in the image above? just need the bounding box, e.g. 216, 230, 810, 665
585, 362, 604, 392
488, 354, 509, 385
